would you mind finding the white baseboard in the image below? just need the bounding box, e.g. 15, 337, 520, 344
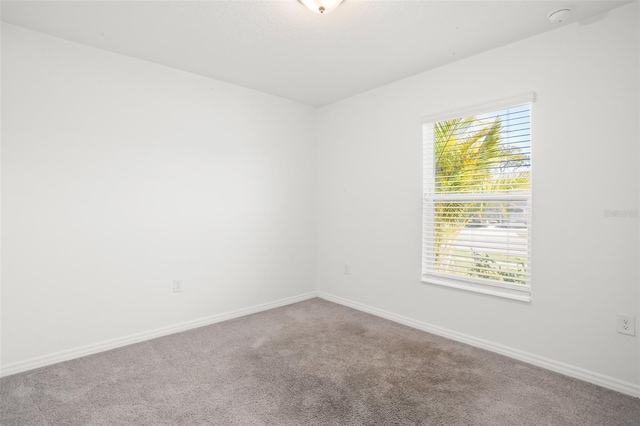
318, 291, 640, 399
0, 292, 318, 378
4, 290, 638, 399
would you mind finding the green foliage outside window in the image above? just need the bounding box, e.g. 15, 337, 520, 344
433, 115, 530, 285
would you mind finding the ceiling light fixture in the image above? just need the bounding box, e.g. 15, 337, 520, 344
298, 0, 344, 14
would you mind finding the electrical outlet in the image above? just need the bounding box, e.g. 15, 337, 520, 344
173, 279, 183, 293
617, 314, 635, 336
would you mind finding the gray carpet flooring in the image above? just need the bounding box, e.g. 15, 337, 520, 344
1, 298, 639, 425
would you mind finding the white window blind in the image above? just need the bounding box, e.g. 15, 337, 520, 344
422, 95, 533, 302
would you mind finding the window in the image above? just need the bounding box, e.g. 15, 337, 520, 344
422, 94, 534, 302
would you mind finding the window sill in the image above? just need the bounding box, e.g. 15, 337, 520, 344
422, 275, 531, 303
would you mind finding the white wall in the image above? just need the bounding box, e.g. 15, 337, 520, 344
317, 2, 639, 388
2, 2, 639, 396
1, 24, 316, 367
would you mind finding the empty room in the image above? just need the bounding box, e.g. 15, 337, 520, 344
1, 0, 639, 424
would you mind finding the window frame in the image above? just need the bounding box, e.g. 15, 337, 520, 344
421, 93, 535, 302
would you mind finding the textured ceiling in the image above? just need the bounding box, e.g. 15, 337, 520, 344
0, 0, 631, 107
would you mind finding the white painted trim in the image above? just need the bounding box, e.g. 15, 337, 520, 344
4, 290, 638, 399
421, 92, 536, 124
423, 276, 531, 303
0, 292, 318, 378
317, 291, 640, 399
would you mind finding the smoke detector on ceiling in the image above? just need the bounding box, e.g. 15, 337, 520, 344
548, 8, 571, 24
